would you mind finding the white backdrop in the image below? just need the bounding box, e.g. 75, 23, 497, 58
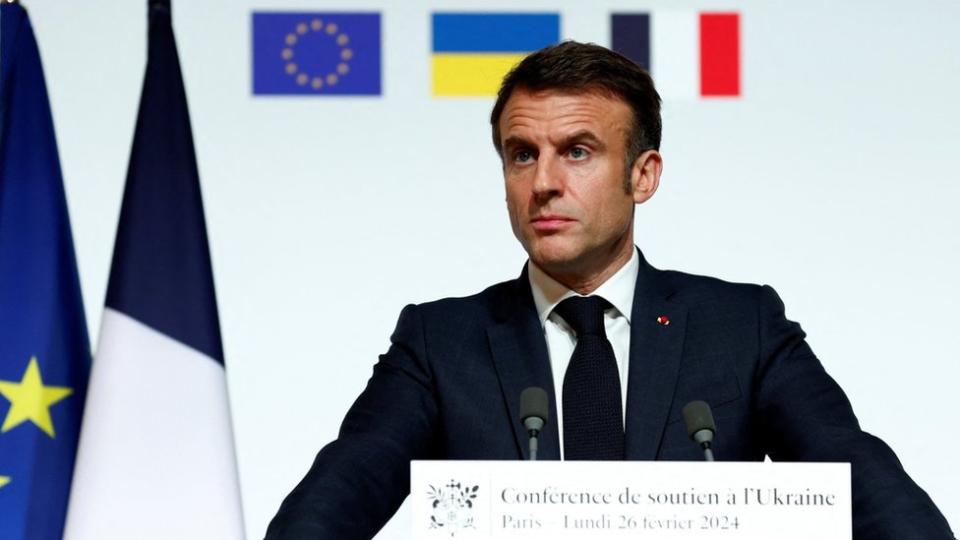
26, 0, 959, 537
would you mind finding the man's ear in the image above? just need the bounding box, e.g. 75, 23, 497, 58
629, 149, 662, 204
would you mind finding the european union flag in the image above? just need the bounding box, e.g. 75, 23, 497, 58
253, 12, 381, 95
0, 3, 91, 540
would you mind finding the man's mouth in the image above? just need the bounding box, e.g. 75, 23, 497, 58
530, 215, 574, 232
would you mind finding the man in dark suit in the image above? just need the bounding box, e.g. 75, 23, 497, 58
267, 42, 953, 539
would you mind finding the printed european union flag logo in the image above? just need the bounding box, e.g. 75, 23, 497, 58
252, 12, 381, 95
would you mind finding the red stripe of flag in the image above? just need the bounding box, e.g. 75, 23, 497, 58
700, 12, 740, 97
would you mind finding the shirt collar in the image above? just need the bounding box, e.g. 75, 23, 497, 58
528, 249, 639, 328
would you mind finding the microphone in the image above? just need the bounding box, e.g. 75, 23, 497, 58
519, 387, 549, 461
682, 400, 716, 462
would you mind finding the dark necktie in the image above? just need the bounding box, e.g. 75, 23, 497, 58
555, 295, 625, 460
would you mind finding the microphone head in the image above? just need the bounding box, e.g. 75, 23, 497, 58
682, 400, 716, 440
520, 387, 549, 424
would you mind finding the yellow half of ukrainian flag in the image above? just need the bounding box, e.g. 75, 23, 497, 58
431, 13, 560, 97
432, 54, 526, 96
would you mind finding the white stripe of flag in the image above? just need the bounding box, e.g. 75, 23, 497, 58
65, 310, 244, 539
651, 11, 700, 101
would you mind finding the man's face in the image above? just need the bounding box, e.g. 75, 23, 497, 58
499, 88, 649, 284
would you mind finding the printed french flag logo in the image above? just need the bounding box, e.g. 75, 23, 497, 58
612, 12, 741, 99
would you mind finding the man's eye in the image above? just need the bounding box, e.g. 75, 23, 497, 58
568, 147, 589, 160
514, 150, 534, 163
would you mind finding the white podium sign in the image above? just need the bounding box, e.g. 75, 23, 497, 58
411, 461, 851, 539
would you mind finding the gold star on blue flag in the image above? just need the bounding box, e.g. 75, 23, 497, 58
0, 3, 91, 539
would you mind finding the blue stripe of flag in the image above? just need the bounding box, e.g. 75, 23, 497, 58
611, 13, 651, 71
432, 13, 560, 53
104, 1, 224, 364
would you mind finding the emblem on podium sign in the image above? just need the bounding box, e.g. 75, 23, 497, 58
427, 480, 479, 536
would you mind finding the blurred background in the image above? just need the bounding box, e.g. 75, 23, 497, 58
21, 0, 960, 536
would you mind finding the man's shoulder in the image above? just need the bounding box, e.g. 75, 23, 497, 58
425, 276, 523, 308
651, 265, 770, 309
401, 275, 525, 322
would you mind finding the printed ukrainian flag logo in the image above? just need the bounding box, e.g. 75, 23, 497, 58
432, 13, 560, 97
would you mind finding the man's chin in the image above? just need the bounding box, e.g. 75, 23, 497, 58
526, 239, 633, 288
528, 249, 583, 275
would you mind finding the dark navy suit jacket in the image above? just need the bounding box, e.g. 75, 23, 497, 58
267, 251, 953, 539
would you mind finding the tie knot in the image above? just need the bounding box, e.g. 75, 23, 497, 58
554, 295, 612, 337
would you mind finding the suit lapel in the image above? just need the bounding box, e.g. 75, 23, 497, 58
486, 253, 687, 461
624, 251, 688, 460
487, 269, 561, 461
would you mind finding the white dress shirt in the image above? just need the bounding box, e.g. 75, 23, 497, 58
527, 250, 639, 459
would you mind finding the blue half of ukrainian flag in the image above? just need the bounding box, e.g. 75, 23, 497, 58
432, 13, 560, 96
253, 12, 381, 96
0, 4, 90, 539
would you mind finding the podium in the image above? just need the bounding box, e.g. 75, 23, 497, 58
411, 461, 851, 539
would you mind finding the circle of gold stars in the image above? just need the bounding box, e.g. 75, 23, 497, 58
282, 18, 353, 91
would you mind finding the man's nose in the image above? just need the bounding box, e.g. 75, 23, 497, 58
532, 155, 562, 200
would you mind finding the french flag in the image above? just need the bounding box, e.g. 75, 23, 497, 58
64, 2, 244, 538
612, 12, 741, 99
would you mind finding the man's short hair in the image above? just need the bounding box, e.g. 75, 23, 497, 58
490, 41, 662, 166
